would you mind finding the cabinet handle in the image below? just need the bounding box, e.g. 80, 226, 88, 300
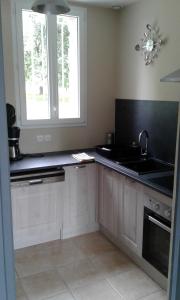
75, 165, 86, 169
28, 179, 43, 185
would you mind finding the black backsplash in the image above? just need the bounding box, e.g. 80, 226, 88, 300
115, 99, 179, 164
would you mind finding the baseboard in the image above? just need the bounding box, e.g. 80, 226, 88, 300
62, 223, 99, 239
14, 235, 61, 250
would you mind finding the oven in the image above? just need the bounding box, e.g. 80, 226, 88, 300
142, 198, 171, 277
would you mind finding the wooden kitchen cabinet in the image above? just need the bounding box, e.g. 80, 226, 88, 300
98, 166, 123, 238
11, 161, 146, 253
11, 163, 99, 248
119, 177, 144, 255
11, 181, 65, 249
62, 163, 99, 239
98, 165, 143, 256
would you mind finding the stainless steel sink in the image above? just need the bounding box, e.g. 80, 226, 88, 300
120, 158, 174, 175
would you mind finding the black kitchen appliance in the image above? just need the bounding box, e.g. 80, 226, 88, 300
142, 197, 171, 277
6, 103, 22, 161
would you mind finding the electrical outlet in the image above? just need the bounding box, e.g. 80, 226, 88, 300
36, 135, 44, 142
44, 134, 52, 142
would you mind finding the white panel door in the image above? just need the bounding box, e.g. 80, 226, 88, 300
11, 181, 64, 249
98, 166, 114, 234
63, 163, 98, 238
120, 177, 143, 255
98, 166, 122, 238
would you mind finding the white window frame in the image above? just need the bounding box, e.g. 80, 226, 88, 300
11, 0, 87, 128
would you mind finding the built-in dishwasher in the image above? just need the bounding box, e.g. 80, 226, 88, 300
11, 167, 65, 186
11, 167, 65, 249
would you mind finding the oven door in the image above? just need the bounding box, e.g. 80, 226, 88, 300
142, 207, 171, 277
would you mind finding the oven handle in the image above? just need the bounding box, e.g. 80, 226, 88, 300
148, 215, 171, 233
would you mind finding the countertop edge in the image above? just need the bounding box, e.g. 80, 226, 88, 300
10, 149, 173, 198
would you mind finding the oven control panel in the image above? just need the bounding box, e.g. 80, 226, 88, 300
144, 197, 172, 221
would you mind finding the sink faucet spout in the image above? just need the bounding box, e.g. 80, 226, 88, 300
139, 130, 149, 157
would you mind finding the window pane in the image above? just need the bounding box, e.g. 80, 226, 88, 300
22, 10, 50, 120
57, 16, 79, 119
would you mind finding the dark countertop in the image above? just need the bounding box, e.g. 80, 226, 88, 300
10, 149, 174, 198
10, 151, 83, 173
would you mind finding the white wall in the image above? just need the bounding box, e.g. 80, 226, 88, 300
1, 1, 118, 153
116, 0, 180, 101
2, 0, 180, 154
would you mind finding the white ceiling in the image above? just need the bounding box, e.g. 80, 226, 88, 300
71, 0, 141, 9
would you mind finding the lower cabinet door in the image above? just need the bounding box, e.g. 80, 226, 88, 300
11, 181, 64, 249
98, 166, 122, 238
62, 164, 98, 239
120, 178, 143, 255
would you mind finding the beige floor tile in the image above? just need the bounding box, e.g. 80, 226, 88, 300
50, 242, 86, 268
140, 290, 167, 300
72, 232, 103, 242
16, 251, 55, 278
74, 232, 117, 257
107, 267, 161, 300
21, 269, 67, 300
15, 239, 75, 255
15, 245, 41, 260
16, 280, 28, 300
16, 240, 85, 277
72, 232, 111, 246
15, 233, 164, 300
15, 239, 82, 260
39, 238, 80, 254
15, 242, 56, 277
58, 258, 104, 289
72, 279, 123, 300
90, 250, 136, 277
46, 291, 75, 300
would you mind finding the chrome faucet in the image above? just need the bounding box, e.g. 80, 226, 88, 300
139, 130, 149, 157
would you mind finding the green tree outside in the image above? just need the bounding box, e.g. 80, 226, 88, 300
24, 12, 70, 100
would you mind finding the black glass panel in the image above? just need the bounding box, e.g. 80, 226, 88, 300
143, 208, 171, 277
115, 99, 179, 164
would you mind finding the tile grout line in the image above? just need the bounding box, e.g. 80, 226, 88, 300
106, 275, 164, 300
16, 247, 89, 279
15, 232, 165, 300
19, 267, 69, 300
135, 288, 167, 300
17, 277, 30, 300
105, 278, 126, 299
16, 265, 57, 279
69, 279, 125, 300
66, 276, 108, 293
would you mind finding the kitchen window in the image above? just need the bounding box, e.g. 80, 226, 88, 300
13, 2, 87, 127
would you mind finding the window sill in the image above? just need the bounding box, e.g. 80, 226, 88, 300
18, 121, 87, 129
